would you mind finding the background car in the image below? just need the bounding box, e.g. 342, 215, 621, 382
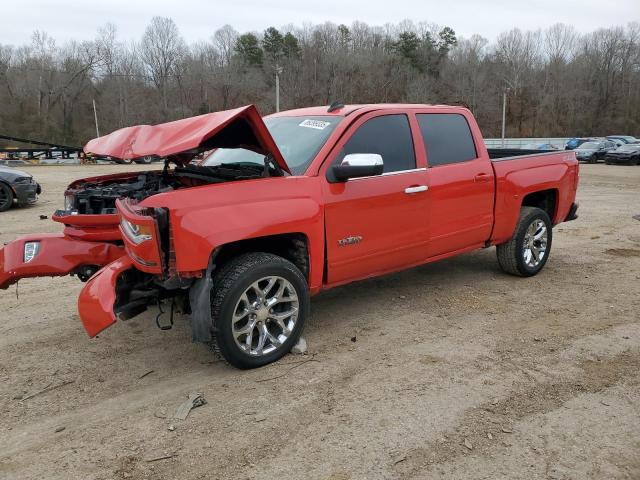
521, 143, 559, 150
606, 135, 640, 144
0, 165, 41, 211
573, 140, 617, 163
605, 143, 640, 165
565, 137, 594, 150
605, 137, 627, 147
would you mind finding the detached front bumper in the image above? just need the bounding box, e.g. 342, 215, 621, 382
0, 233, 124, 289
78, 257, 134, 337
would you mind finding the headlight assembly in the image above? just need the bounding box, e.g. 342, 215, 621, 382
24, 241, 40, 263
120, 219, 153, 244
64, 194, 75, 211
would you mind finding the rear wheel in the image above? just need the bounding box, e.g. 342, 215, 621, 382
209, 252, 309, 369
629, 156, 639, 166
588, 155, 597, 164
134, 156, 153, 164
496, 207, 552, 277
0, 183, 13, 212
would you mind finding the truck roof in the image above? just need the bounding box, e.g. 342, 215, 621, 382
268, 104, 465, 118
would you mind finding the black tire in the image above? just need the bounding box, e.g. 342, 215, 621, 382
134, 156, 153, 164
588, 155, 597, 164
629, 156, 639, 166
0, 182, 14, 212
496, 207, 553, 277
210, 252, 309, 369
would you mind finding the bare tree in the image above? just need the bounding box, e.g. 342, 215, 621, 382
0, 20, 639, 146
140, 16, 186, 115
213, 25, 238, 67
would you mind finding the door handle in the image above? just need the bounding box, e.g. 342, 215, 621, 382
404, 185, 428, 194
474, 173, 491, 182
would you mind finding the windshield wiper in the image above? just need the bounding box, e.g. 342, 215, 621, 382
264, 153, 285, 177
175, 164, 263, 181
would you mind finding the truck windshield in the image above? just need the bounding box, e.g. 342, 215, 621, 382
202, 116, 341, 175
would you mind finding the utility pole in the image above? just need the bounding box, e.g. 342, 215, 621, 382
501, 89, 508, 147
275, 65, 283, 113
92, 99, 100, 138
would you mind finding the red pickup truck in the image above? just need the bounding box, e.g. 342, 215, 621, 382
0, 104, 579, 368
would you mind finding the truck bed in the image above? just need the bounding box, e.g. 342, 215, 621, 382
487, 149, 579, 245
487, 148, 562, 160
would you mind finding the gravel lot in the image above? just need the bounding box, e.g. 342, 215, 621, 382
0, 163, 639, 480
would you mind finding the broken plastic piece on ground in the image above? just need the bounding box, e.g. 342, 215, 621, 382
173, 392, 207, 420
291, 337, 307, 354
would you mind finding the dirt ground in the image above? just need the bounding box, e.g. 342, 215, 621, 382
0, 163, 639, 480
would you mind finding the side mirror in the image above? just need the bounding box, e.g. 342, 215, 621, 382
331, 154, 384, 182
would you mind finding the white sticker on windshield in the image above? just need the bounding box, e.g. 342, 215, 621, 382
299, 119, 331, 130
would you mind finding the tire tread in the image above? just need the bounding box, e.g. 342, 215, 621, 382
209, 252, 308, 369
496, 206, 551, 277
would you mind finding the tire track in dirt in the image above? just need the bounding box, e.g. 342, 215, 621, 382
396, 332, 640, 478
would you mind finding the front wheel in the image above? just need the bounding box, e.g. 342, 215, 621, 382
588, 155, 597, 164
210, 252, 309, 369
0, 183, 14, 212
496, 207, 553, 277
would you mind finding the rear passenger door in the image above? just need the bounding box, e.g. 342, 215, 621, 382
414, 111, 495, 257
323, 112, 430, 285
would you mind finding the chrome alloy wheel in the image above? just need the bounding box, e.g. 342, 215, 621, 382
523, 219, 548, 268
231, 276, 299, 356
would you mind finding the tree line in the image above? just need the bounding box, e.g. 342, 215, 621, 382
0, 18, 638, 147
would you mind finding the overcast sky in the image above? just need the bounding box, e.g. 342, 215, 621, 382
2, 0, 638, 45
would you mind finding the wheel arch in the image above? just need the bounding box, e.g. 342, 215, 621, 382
521, 188, 558, 224
187, 233, 311, 344
0, 179, 14, 192
214, 232, 310, 281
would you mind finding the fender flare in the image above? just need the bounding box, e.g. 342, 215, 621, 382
188, 250, 218, 342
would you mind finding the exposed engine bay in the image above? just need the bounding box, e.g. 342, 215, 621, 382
64, 162, 277, 215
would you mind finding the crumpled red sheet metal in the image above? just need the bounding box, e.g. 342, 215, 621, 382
84, 104, 290, 173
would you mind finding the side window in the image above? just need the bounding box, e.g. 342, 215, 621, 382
417, 113, 477, 167
339, 115, 416, 173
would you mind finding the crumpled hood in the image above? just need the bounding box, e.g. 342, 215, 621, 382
84, 105, 290, 174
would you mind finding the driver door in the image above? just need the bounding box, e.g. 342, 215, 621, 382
322, 112, 430, 286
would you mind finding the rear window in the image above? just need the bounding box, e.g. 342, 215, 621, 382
417, 114, 477, 167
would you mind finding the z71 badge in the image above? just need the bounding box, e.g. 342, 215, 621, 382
338, 235, 363, 247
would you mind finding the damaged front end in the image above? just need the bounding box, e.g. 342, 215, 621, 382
77, 197, 195, 337
0, 233, 124, 290
75, 104, 292, 338
4, 104, 292, 340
